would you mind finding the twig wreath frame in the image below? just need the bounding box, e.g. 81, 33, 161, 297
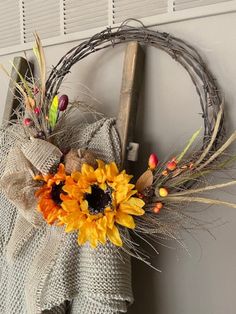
46, 19, 224, 147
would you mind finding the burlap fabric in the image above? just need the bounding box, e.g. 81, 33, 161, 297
0, 118, 133, 314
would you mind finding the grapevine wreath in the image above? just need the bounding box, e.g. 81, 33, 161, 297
0, 21, 236, 314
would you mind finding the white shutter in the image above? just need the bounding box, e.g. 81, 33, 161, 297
63, 0, 108, 34
112, 0, 168, 24
0, 0, 236, 55
0, 0, 21, 49
23, 0, 61, 43
174, 0, 232, 10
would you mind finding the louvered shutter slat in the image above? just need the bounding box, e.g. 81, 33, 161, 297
0, 8, 20, 20
23, 0, 59, 10
0, 6, 19, 15
0, 0, 20, 49
26, 24, 60, 33
66, 10, 108, 23
0, 32, 20, 42
0, 23, 19, 33
64, 0, 107, 10
25, 30, 60, 43
23, 0, 60, 42
0, 36, 20, 49
65, 15, 108, 29
24, 12, 60, 26
64, 0, 108, 34
114, 9, 167, 23
113, 0, 168, 24
65, 20, 107, 33
0, 1, 18, 11
23, 3, 59, 15
0, 13, 20, 23
113, 0, 168, 10
114, 3, 167, 14
65, 5, 107, 18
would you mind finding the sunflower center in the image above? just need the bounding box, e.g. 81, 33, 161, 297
51, 182, 65, 205
85, 184, 112, 215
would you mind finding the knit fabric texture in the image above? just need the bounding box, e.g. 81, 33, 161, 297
0, 118, 133, 314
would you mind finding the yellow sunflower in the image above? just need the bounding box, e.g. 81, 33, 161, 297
59, 160, 145, 248
35, 163, 67, 224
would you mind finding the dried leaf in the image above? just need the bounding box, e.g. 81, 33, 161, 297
196, 130, 236, 171
172, 168, 184, 178
25, 97, 35, 108
10, 61, 33, 98
0, 64, 28, 104
136, 169, 153, 192
163, 195, 236, 209
169, 180, 236, 197
34, 33, 46, 107
177, 127, 202, 163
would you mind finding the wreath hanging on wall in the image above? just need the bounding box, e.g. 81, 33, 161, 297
1, 21, 236, 313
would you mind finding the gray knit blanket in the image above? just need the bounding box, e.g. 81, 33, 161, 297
0, 118, 133, 314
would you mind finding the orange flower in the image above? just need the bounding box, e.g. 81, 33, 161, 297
35, 164, 67, 224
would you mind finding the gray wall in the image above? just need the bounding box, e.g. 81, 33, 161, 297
1, 12, 236, 314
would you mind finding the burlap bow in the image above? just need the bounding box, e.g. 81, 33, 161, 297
0, 139, 63, 226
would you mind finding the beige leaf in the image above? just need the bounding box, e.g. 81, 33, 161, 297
135, 169, 153, 192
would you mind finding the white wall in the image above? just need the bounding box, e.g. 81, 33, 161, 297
1, 12, 236, 314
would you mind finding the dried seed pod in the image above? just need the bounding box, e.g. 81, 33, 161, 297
153, 202, 163, 213
64, 148, 97, 174
24, 118, 33, 127
148, 153, 158, 170
59, 94, 69, 111
34, 107, 41, 115
159, 187, 168, 197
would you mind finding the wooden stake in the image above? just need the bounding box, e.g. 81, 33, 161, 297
116, 41, 145, 168
3, 57, 33, 124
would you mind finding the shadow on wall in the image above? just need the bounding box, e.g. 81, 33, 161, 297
128, 239, 176, 314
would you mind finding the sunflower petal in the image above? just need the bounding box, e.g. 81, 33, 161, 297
115, 212, 135, 229
98, 229, 106, 244
106, 211, 115, 229
97, 159, 105, 169
95, 168, 106, 184
105, 162, 119, 181
78, 225, 89, 246
81, 164, 95, 176
62, 212, 86, 231
61, 200, 79, 213
80, 200, 89, 213
96, 216, 107, 231
119, 201, 145, 216
97, 220, 107, 244
127, 197, 145, 208
115, 186, 130, 204
99, 182, 107, 191
65, 223, 77, 233
107, 225, 123, 246
88, 223, 99, 248
71, 171, 82, 182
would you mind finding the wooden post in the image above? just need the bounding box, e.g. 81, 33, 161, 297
116, 41, 145, 168
2, 57, 33, 124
